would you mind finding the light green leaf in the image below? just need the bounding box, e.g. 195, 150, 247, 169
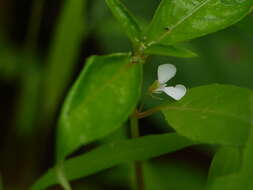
162, 84, 253, 146
105, 0, 143, 45
56, 53, 142, 160
30, 133, 196, 190
147, 0, 253, 45
144, 43, 197, 58
206, 147, 242, 190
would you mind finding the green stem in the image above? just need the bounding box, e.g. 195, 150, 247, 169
130, 112, 145, 190
128, 41, 150, 190
130, 112, 139, 138
136, 105, 164, 119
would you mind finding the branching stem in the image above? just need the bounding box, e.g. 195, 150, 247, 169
130, 112, 146, 190
135, 105, 164, 119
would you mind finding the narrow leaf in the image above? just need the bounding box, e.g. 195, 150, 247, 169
162, 84, 253, 146
105, 0, 143, 44
30, 133, 196, 190
56, 53, 142, 160
147, 0, 253, 45
44, 0, 86, 117
144, 43, 197, 58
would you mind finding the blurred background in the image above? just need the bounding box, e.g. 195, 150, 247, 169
0, 0, 253, 189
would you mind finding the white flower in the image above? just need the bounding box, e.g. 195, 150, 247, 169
151, 64, 186, 100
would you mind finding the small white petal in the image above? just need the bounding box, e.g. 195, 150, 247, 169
163, 84, 186, 100
158, 64, 177, 84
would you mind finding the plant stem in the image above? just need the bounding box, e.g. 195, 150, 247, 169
136, 105, 165, 119
130, 112, 145, 190
130, 111, 139, 138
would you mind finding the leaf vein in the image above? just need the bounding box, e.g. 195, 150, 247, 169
151, 0, 212, 45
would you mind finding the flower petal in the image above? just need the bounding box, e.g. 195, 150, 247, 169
158, 64, 177, 84
163, 84, 186, 100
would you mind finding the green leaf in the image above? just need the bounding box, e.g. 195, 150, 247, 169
56, 53, 142, 160
206, 130, 253, 190
144, 160, 206, 190
144, 43, 197, 58
105, 0, 143, 45
44, 0, 86, 117
206, 147, 242, 190
147, 0, 253, 45
228, 128, 253, 190
30, 133, 196, 190
162, 84, 253, 146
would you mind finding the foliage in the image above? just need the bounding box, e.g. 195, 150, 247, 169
1, 0, 253, 189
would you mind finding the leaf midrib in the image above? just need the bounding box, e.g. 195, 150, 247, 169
151, 0, 212, 45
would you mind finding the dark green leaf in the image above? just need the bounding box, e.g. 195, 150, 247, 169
147, 0, 253, 45
56, 53, 142, 160
105, 0, 143, 45
30, 133, 196, 190
144, 160, 206, 190
162, 84, 253, 146
144, 43, 197, 58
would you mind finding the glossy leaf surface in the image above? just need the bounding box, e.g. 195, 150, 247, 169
147, 0, 253, 45
56, 53, 142, 160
